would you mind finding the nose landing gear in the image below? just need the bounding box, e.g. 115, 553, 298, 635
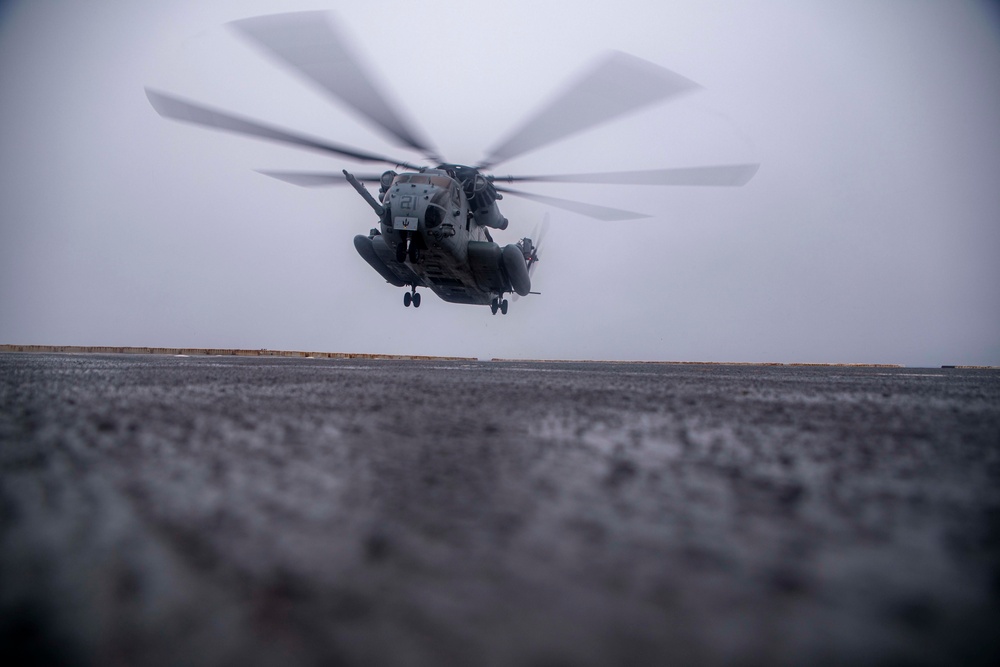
395, 233, 421, 264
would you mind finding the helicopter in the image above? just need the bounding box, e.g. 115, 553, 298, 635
146, 11, 758, 314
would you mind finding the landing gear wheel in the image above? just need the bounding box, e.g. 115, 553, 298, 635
412, 292, 421, 308
396, 242, 407, 263
408, 246, 420, 263
500, 299, 509, 315
403, 292, 412, 307
490, 298, 499, 315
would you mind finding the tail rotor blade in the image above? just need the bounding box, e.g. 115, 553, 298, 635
479, 51, 700, 169
231, 12, 439, 161
528, 214, 550, 277
513, 214, 549, 302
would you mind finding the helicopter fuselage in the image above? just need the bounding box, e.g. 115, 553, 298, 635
353, 168, 531, 308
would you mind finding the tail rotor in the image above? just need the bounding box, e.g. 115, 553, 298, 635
513, 214, 549, 302
526, 214, 549, 277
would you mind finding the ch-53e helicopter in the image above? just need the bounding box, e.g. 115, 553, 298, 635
146, 11, 758, 314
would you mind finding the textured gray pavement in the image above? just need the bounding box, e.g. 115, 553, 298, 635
1, 353, 999, 666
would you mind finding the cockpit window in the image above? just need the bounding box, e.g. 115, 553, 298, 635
392, 173, 456, 189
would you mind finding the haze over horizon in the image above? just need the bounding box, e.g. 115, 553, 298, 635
2, 0, 998, 367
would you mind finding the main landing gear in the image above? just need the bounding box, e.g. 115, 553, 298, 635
403, 288, 421, 308
490, 296, 508, 315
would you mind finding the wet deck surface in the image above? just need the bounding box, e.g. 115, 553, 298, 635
2, 353, 999, 666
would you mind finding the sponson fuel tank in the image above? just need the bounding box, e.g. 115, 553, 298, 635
466, 241, 530, 296
502, 244, 530, 296
354, 235, 406, 287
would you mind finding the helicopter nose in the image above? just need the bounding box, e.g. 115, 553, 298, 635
393, 215, 420, 232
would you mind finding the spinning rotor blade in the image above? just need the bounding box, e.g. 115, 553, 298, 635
146, 89, 421, 168
493, 163, 760, 187
512, 214, 549, 302
528, 214, 550, 276
480, 51, 700, 169
231, 12, 438, 161
256, 170, 383, 187
496, 186, 649, 221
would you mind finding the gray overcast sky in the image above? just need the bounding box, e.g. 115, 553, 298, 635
1, 0, 998, 366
